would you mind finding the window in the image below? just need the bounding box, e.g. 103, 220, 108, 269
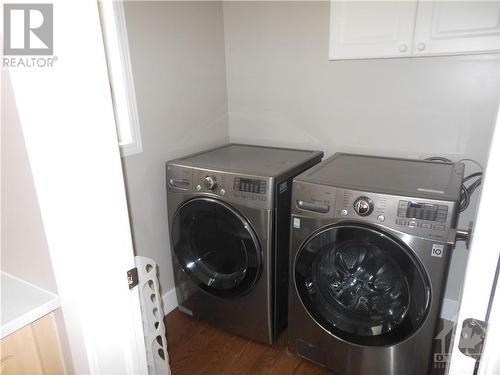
99, 1, 142, 157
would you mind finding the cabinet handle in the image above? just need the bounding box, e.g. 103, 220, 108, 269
399, 44, 408, 53
417, 42, 426, 51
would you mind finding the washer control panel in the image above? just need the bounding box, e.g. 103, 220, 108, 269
395, 201, 448, 232
397, 200, 448, 222
291, 182, 456, 241
333, 189, 454, 241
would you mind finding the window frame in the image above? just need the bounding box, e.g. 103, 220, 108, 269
99, 1, 142, 157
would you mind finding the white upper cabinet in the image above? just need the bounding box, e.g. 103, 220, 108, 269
329, 1, 500, 60
413, 1, 500, 56
329, 1, 418, 59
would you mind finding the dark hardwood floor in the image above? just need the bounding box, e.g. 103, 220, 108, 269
164, 308, 450, 375
164, 308, 332, 375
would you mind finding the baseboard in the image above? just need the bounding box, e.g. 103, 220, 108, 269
440, 298, 459, 322
161, 288, 178, 316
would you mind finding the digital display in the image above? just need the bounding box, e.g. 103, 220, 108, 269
234, 178, 266, 194
406, 202, 438, 221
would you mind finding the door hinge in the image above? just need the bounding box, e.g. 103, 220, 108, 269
127, 267, 139, 289
458, 318, 487, 361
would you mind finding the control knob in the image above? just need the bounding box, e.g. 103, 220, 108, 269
203, 175, 218, 190
353, 196, 374, 216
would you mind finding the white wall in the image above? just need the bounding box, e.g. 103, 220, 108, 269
1, 72, 57, 294
222, 1, 500, 305
122, 1, 229, 296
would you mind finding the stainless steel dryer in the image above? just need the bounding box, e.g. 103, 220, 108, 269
166, 144, 323, 344
288, 153, 464, 374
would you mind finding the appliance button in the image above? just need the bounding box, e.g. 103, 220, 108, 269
377, 214, 385, 222
353, 196, 374, 216
204, 175, 218, 190
340, 209, 348, 216
196, 184, 202, 191
434, 224, 445, 231
396, 219, 406, 225
408, 221, 418, 228
220, 188, 226, 196
420, 223, 431, 229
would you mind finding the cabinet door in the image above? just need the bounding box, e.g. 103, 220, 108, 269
413, 1, 500, 56
329, 1, 418, 60
0, 314, 64, 375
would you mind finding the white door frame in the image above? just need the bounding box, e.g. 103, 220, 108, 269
4, 1, 148, 373
447, 103, 500, 374
478, 268, 500, 374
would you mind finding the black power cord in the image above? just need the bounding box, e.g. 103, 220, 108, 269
424, 157, 483, 212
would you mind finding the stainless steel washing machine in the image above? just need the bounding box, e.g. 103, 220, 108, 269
166, 144, 323, 344
288, 153, 464, 374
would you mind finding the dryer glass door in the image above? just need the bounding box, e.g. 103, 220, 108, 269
171, 197, 262, 297
294, 224, 430, 346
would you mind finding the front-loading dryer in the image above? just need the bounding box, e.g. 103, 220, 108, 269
166, 144, 323, 344
288, 153, 464, 374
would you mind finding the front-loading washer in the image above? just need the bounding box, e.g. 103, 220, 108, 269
166, 144, 323, 344
288, 153, 464, 374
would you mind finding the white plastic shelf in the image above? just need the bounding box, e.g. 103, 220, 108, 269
1, 271, 60, 339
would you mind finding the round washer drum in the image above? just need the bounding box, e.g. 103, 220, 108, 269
171, 197, 262, 298
294, 223, 431, 346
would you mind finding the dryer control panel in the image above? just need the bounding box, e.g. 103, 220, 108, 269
167, 164, 273, 209
234, 177, 267, 195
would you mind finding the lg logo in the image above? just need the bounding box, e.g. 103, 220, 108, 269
3, 4, 53, 55
431, 244, 444, 258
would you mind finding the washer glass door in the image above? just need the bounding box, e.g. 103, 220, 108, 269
294, 223, 430, 346
171, 197, 262, 297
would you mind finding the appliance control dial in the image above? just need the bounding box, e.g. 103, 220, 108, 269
204, 175, 218, 190
353, 196, 374, 216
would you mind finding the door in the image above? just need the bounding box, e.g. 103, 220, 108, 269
413, 1, 500, 56
447, 100, 500, 374
171, 198, 262, 297
294, 224, 430, 346
5, 1, 148, 373
329, 1, 417, 60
